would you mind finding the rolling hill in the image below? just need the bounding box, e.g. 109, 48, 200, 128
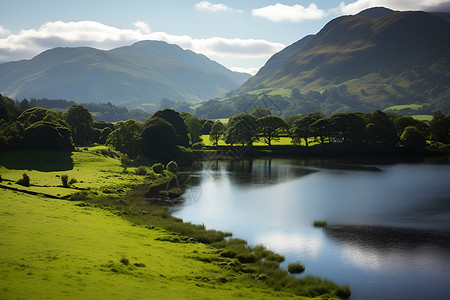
0, 40, 251, 107
236, 7, 450, 114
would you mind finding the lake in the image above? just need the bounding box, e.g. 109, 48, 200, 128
172, 158, 450, 300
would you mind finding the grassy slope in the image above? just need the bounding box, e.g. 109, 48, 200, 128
0, 147, 328, 299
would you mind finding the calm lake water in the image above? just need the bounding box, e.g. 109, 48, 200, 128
172, 158, 450, 300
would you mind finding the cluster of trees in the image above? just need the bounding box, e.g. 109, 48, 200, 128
194, 86, 445, 119
22, 98, 152, 122
207, 108, 450, 151
1, 92, 449, 160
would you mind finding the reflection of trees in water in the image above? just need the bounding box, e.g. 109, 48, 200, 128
201, 158, 384, 187
222, 159, 315, 186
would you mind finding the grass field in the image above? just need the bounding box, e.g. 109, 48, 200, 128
384, 104, 425, 111
201, 135, 320, 147
411, 115, 433, 121
0, 146, 349, 299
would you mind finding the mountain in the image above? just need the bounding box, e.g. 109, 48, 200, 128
236, 7, 450, 113
0, 40, 251, 107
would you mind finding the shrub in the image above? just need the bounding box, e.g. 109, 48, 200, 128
236, 253, 256, 263
61, 174, 69, 187
16, 173, 30, 187
152, 163, 164, 174
166, 161, 178, 173
69, 178, 77, 185
313, 220, 327, 227
288, 262, 305, 274
135, 166, 148, 175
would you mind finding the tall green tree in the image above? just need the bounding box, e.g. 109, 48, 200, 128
328, 113, 367, 144
290, 114, 321, 147
430, 110, 450, 143
106, 119, 143, 158
141, 117, 178, 159
184, 116, 202, 145
209, 121, 225, 146
256, 115, 288, 146
64, 104, 94, 145
224, 113, 257, 146
152, 109, 189, 146
400, 126, 427, 149
365, 110, 398, 148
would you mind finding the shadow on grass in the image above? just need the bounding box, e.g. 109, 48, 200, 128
0, 149, 74, 171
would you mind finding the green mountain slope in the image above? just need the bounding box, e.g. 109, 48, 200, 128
237, 7, 450, 113
0, 41, 251, 106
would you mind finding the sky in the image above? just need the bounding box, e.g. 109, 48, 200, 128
1, 0, 449, 75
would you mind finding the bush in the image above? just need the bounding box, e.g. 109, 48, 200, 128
16, 173, 30, 187
61, 174, 69, 187
288, 262, 305, 274
166, 161, 178, 173
313, 220, 327, 227
236, 253, 256, 263
135, 166, 148, 175
152, 163, 164, 174
69, 178, 77, 185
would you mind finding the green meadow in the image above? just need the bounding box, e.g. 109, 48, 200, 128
201, 135, 320, 147
0, 147, 348, 299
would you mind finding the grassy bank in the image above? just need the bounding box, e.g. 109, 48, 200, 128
0, 146, 350, 299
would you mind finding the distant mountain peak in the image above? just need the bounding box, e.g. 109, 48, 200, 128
357, 7, 395, 18
0, 41, 251, 106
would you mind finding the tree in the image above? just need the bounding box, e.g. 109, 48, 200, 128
141, 117, 178, 159
22, 121, 74, 150
224, 113, 257, 146
201, 119, 214, 135
309, 117, 332, 144
365, 110, 399, 148
430, 110, 449, 143
152, 109, 190, 146
64, 104, 94, 145
209, 121, 225, 146
290, 114, 321, 147
328, 113, 367, 144
106, 120, 142, 158
394, 116, 429, 138
256, 115, 288, 146
184, 116, 202, 145
400, 126, 427, 149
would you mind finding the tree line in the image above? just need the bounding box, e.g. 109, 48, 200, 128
1, 94, 449, 162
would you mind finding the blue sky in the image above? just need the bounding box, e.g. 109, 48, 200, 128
1, 0, 449, 74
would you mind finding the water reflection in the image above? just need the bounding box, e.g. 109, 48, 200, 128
174, 158, 450, 300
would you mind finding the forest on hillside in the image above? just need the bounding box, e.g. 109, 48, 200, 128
1, 94, 449, 163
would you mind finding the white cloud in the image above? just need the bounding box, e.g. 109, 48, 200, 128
0, 20, 284, 64
195, 1, 241, 13
252, 3, 326, 22
337, 0, 450, 15
133, 21, 151, 34
230, 66, 259, 75
0, 25, 9, 36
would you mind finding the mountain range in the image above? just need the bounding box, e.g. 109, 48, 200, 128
0, 40, 251, 107
237, 7, 450, 113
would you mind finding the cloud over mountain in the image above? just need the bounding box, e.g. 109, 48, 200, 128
0, 20, 284, 63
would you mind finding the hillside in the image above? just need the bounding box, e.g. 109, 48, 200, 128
236, 7, 450, 114
0, 40, 251, 107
